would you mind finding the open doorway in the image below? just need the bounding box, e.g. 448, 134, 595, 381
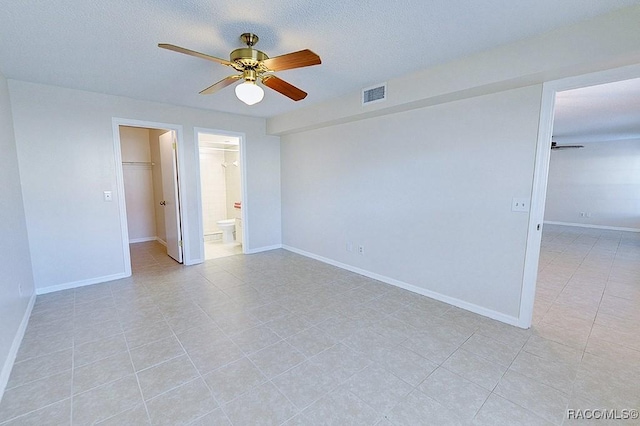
195, 129, 247, 260
113, 119, 186, 275
519, 65, 640, 328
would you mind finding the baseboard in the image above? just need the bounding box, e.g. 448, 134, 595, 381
36, 272, 130, 295
244, 244, 283, 254
0, 293, 36, 400
282, 245, 521, 328
544, 221, 640, 233
128, 236, 157, 243
156, 238, 167, 247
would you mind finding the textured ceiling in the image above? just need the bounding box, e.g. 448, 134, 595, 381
1, 1, 639, 118
554, 78, 640, 143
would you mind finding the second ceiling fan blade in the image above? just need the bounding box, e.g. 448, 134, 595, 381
262, 75, 307, 101
200, 75, 242, 95
158, 43, 232, 66
262, 49, 321, 71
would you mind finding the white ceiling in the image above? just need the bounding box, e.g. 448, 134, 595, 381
553, 77, 640, 143
1, 1, 639, 118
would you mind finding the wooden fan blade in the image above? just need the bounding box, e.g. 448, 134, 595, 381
262, 75, 307, 101
199, 75, 242, 95
158, 43, 232, 66
262, 49, 321, 71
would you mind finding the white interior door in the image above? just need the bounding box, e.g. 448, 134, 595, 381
159, 131, 183, 263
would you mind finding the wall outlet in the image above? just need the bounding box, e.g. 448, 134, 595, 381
358, 245, 365, 255
579, 212, 586, 217
346, 243, 353, 252
511, 198, 530, 212
103, 190, 113, 202
586, 212, 592, 218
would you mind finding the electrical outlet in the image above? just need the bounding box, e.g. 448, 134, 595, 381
103, 190, 113, 202
586, 212, 592, 218
511, 198, 530, 212
358, 245, 365, 255
579, 212, 586, 217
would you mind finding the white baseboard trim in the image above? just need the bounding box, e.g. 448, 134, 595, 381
156, 238, 167, 247
282, 245, 521, 328
128, 236, 158, 243
544, 221, 640, 233
0, 293, 36, 400
36, 272, 130, 295
244, 244, 283, 254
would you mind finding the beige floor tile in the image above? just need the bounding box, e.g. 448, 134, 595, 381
223, 382, 299, 425
521, 335, 582, 365
418, 367, 490, 421
4, 231, 640, 425
15, 329, 73, 362
129, 335, 185, 371
124, 320, 174, 349
344, 364, 413, 415
74, 333, 128, 367
95, 403, 150, 425
203, 357, 267, 403
0, 371, 71, 423
301, 386, 379, 426
509, 350, 578, 395
137, 354, 199, 400
73, 351, 134, 394
248, 340, 306, 379
271, 360, 337, 410
285, 327, 337, 358
495, 370, 569, 425
0, 398, 70, 426
472, 394, 553, 426
442, 348, 507, 391
189, 408, 231, 426
461, 333, 523, 367
146, 379, 218, 426
229, 325, 282, 354
72, 375, 142, 426
265, 314, 313, 339
7, 348, 72, 389
387, 389, 465, 426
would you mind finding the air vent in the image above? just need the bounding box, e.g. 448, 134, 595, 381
362, 83, 387, 105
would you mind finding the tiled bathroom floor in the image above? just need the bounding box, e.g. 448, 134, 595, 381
204, 240, 243, 261
1, 225, 639, 425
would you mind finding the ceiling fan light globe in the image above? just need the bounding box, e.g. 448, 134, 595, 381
235, 81, 264, 105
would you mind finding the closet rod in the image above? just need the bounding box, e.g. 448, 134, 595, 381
122, 161, 155, 166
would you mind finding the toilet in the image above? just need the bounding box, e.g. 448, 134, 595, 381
216, 219, 236, 243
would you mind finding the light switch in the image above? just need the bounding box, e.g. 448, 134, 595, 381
512, 197, 529, 212
103, 191, 113, 202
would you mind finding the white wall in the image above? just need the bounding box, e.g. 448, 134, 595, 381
545, 139, 640, 229
9, 81, 281, 292
0, 72, 35, 395
120, 126, 157, 241
225, 150, 242, 220
199, 148, 228, 234
281, 85, 542, 320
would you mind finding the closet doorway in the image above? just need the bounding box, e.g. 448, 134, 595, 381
113, 119, 186, 274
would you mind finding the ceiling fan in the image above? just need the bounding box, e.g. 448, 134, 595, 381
551, 141, 584, 150
159, 33, 321, 105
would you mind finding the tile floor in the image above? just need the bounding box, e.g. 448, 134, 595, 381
204, 240, 243, 261
1, 225, 639, 425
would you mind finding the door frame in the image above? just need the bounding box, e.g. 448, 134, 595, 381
194, 127, 249, 258
518, 63, 640, 328
112, 118, 189, 276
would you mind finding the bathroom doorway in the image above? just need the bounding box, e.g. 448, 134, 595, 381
196, 129, 246, 260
